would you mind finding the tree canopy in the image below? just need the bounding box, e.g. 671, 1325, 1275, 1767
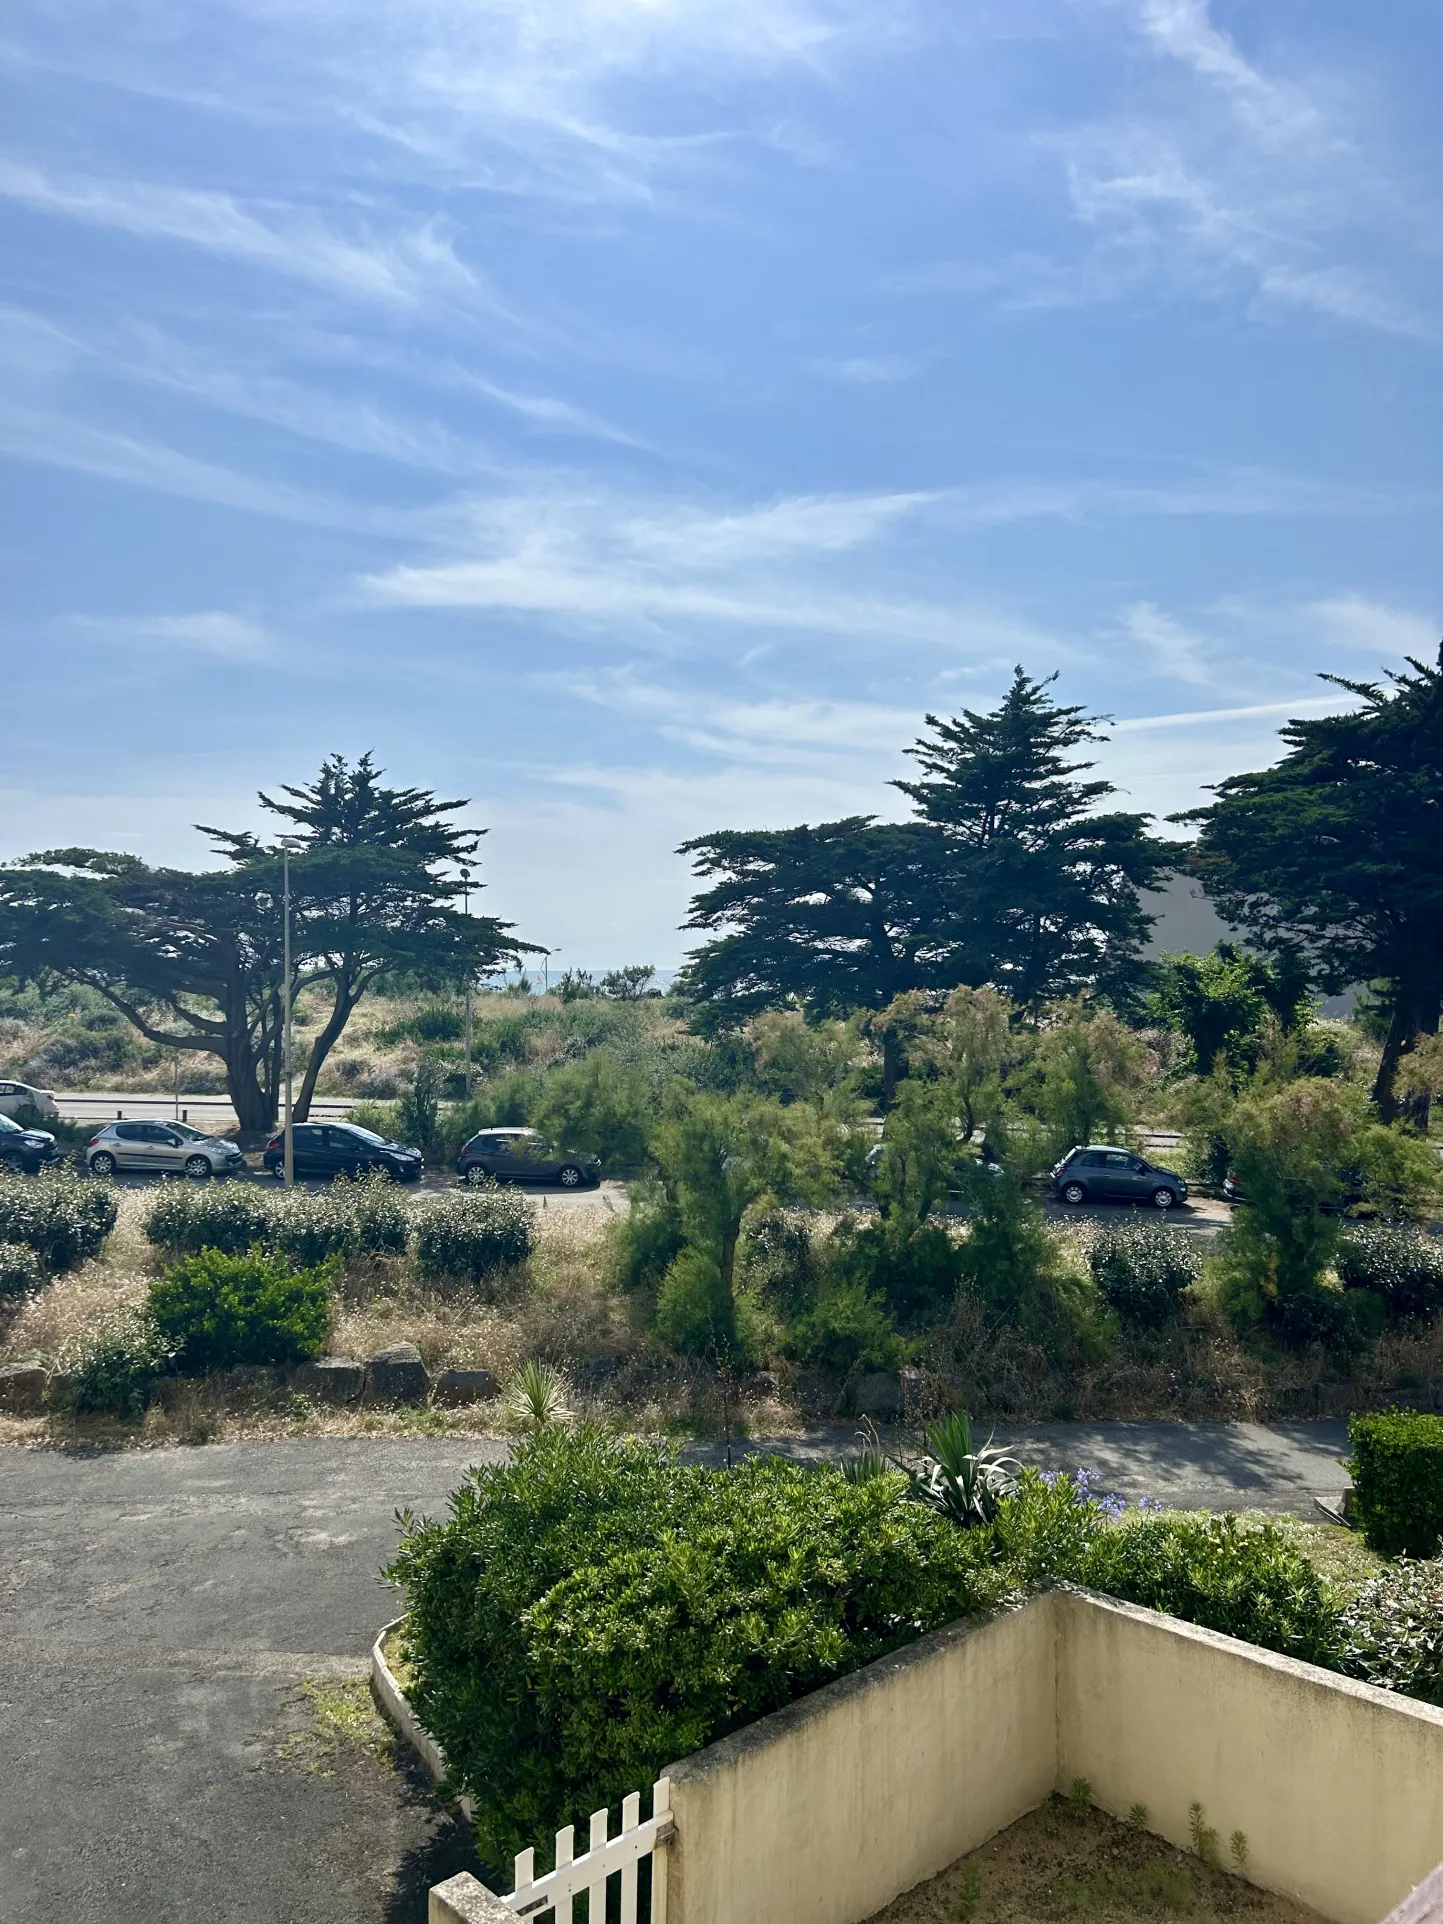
678, 671, 1177, 1033
1179, 649, 1443, 1118
0, 754, 529, 1130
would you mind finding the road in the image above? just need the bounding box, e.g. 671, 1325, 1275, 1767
0, 1424, 1350, 1924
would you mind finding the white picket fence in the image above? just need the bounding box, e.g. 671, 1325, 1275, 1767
503, 1777, 673, 1923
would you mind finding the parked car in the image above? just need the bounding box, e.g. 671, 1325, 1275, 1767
1052, 1145, 1188, 1210
87, 1119, 247, 1180
262, 1121, 423, 1182
456, 1127, 601, 1189
1222, 1168, 1369, 1211
0, 1079, 59, 1121
0, 1110, 64, 1174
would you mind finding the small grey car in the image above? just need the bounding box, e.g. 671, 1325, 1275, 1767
87, 1119, 247, 1180
1052, 1144, 1188, 1210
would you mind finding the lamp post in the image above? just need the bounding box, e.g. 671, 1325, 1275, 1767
460, 864, 474, 1100
282, 849, 294, 1187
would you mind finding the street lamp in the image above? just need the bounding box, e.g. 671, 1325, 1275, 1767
459, 864, 474, 1100
282, 848, 294, 1187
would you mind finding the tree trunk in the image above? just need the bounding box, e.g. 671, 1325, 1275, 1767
1373, 981, 1439, 1123
294, 970, 364, 1121
881, 1027, 903, 1113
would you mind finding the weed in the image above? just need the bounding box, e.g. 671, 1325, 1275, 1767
953, 1863, 982, 1922
1065, 1776, 1093, 1816
1230, 1830, 1250, 1873
1126, 1803, 1150, 1831
1188, 1801, 1219, 1868
1050, 1858, 1196, 1912
278, 1676, 394, 1775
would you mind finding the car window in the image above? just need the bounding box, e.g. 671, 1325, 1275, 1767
1102, 1152, 1131, 1167
470, 1136, 502, 1154
0, 1114, 21, 1135
115, 1122, 148, 1141
1076, 1151, 1103, 1167
343, 1124, 388, 1146
171, 1122, 206, 1141
1129, 1157, 1148, 1172
293, 1125, 323, 1148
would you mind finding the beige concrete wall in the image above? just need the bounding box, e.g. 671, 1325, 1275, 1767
1056, 1590, 1443, 1924
663, 1600, 1057, 1924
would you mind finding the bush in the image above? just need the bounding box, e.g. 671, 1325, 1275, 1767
655, 1246, 740, 1358
70, 1308, 177, 1417
956, 1170, 1100, 1353
782, 1279, 902, 1375
833, 1217, 962, 1330
144, 1182, 276, 1257
1088, 1223, 1200, 1329
1348, 1409, 1443, 1558
1337, 1559, 1443, 1704
413, 1186, 535, 1286
1338, 1226, 1443, 1322
608, 1181, 685, 1296
148, 1248, 334, 1372
0, 1170, 117, 1272
271, 1188, 357, 1268
0, 1239, 43, 1299
342, 1171, 411, 1256
739, 1211, 818, 1317
385, 1428, 1009, 1871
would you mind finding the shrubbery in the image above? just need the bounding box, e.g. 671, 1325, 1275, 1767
0, 1170, 117, 1272
1338, 1226, 1443, 1323
1337, 1559, 1443, 1704
386, 1428, 1008, 1870
69, 1308, 177, 1417
0, 1239, 43, 1299
1348, 1409, 1443, 1558
148, 1248, 334, 1371
1088, 1223, 1200, 1329
413, 1185, 535, 1286
144, 1182, 276, 1257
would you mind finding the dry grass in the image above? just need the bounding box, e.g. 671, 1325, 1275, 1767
864, 1798, 1327, 1924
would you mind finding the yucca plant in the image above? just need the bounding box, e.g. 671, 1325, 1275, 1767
906, 1408, 1019, 1528
502, 1360, 569, 1434
840, 1417, 893, 1485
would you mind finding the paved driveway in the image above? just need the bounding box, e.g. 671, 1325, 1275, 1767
0, 1424, 1352, 1924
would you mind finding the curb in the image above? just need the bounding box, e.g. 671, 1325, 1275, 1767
370, 1616, 465, 1804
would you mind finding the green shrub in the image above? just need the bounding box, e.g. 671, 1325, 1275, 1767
1348, 1409, 1443, 1558
70, 1308, 177, 1417
1338, 1226, 1443, 1322
1337, 1559, 1443, 1704
739, 1211, 818, 1317
1082, 1512, 1337, 1665
956, 1170, 1101, 1353
148, 1248, 333, 1372
385, 1428, 1009, 1871
0, 1170, 117, 1272
143, 1182, 276, 1257
832, 1217, 962, 1330
1088, 1223, 1200, 1329
271, 1188, 357, 1267
655, 1246, 739, 1358
782, 1279, 901, 1375
608, 1181, 685, 1295
413, 1186, 534, 1286
0, 1239, 43, 1299
341, 1171, 411, 1256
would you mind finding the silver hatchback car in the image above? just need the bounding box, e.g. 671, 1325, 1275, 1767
87, 1119, 246, 1180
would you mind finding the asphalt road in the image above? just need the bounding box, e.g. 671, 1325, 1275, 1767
0, 1424, 1351, 1924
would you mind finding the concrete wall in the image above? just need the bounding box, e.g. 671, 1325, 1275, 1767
1056, 1590, 1443, 1924
663, 1601, 1057, 1924
658, 1590, 1443, 1924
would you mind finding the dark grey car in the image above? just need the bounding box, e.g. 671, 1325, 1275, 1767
1052, 1144, 1188, 1210
456, 1127, 600, 1189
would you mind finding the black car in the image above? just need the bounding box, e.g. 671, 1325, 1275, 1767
262, 1121, 423, 1182
456, 1127, 601, 1189
1052, 1144, 1188, 1210
0, 1110, 63, 1174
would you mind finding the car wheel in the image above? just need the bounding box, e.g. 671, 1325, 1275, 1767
463, 1165, 488, 1186
185, 1154, 213, 1181
1061, 1181, 1087, 1206
557, 1164, 584, 1189
90, 1151, 118, 1178
1152, 1186, 1178, 1210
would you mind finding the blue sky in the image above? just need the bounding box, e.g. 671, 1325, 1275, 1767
2, 0, 1440, 969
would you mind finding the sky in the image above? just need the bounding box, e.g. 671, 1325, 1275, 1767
1, 0, 1440, 971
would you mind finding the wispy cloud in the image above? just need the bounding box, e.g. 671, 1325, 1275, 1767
1309, 595, 1438, 660
1120, 600, 1213, 686
809, 353, 923, 384
71, 610, 274, 658
0, 159, 475, 306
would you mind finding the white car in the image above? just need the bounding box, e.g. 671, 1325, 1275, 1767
0, 1079, 59, 1120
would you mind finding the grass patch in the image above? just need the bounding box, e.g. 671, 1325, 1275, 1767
277, 1676, 395, 1776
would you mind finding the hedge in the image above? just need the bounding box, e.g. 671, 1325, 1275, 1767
413, 1187, 534, 1287
0, 1170, 117, 1272
1348, 1409, 1443, 1558
1087, 1222, 1200, 1329
148, 1248, 334, 1371
1338, 1226, 1443, 1322
0, 1240, 44, 1299
385, 1430, 1007, 1871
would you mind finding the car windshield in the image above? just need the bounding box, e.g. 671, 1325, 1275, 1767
0, 1113, 21, 1135
171, 1122, 209, 1141
344, 1125, 389, 1146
